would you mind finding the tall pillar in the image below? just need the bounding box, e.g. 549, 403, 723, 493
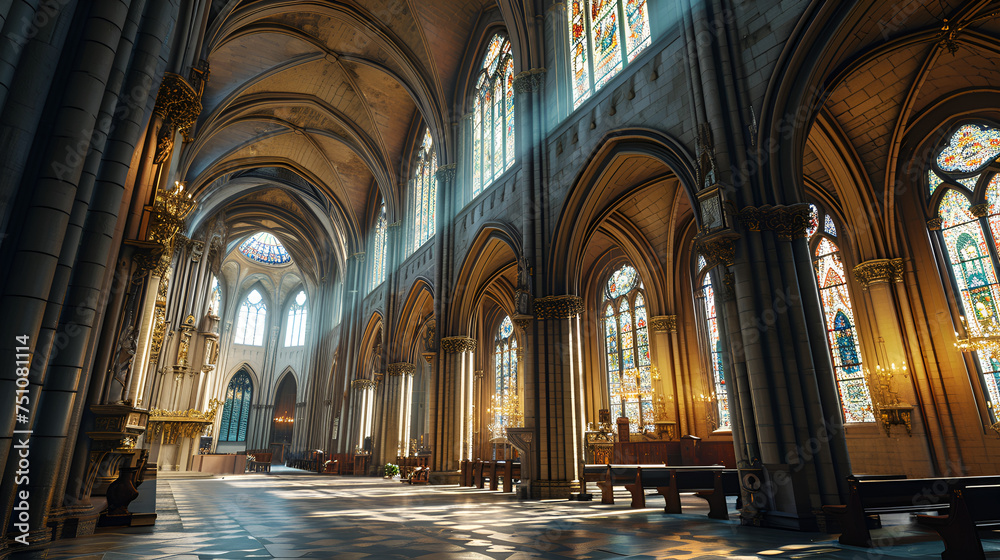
431, 336, 474, 482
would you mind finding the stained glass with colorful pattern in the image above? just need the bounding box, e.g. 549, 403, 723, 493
370, 205, 387, 291
824, 214, 837, 237
807, 204, 819, 238
604, 263, 654, 432
567, 0, 651, 107
605, 264, 638, 299
411, 129, 436, 254
957, 174, 980, 191
473, 35, 515, 197
493, 317, 520, 437
219, 370, 253, 442
936, 123, 1000, 173
239, 232, 291, 265
813, 237, 874, 422
699, 273, 730, 429
697, 254, 707, 272
929, 170, 945, 197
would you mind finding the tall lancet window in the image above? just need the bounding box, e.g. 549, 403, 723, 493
602, 263, 653, 432
807, 204, 874, 423
567, 0, 651, 108
411, 129, 437, 253
929, 122, 1000, 424
370, 204, 387, 292
490, 316, 520, 439
472, 34, 515, 197
218, 369, 253, 442
208, 276, 222, 317
695, 256, 730, 430
235, 289, 267, 346
285, 291, 307, 347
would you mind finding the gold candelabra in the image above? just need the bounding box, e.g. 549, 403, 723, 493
955, 311, 1000, 355
274, 415, 294, 424
487, 392, 522, 440
864, 336, 912, 437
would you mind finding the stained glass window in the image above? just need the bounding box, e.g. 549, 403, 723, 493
697, 272, 730, 430
218, 370, 253, 442
929, 170, 945, 198
285, 291, 307, 347
813, 237, 875, 422
602, 263, 653, 432
567, 0, 651, 108
208, 276, 222, 317
473, 35, 515, 197
235, 289, 267, 346
824, 214, 837, 237
411, 130, 437, 254
491, 316, 520, 438
932, 123, 1000, 425
370, 204, 387, 291
238, 232, 291, 265
807, 204, 820, 238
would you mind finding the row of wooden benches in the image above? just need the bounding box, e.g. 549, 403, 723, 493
583, 464, 740, 520
821, 474, 1000, 559
245, 450, 273, 473
459, 460, 521, 493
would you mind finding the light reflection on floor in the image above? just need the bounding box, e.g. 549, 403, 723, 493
9, 469, 988, 559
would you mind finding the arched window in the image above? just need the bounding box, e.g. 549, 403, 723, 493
473, 35, 515, 197
567, 0, 651, 108
238, 231, 291, 265
208, 276, 222, 317
807, 204, 874, 423
490, 316, 520, 439
411, 129, 437, 253
218, 370, 253, 442
235, 289, 266, 346
285, 291, 307, 347
602, 263, 653, 432
928, 123, 1000, 425
695, 259, 730, 430
370, 204, 387, 292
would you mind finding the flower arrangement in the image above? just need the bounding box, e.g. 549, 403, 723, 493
383, 463, 400, 478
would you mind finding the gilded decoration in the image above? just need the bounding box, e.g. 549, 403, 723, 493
147, 182, 195, 247
512, 314, 534, 332
533, 295, 583, 320
147, 306, 167, 368
927, 217, 943, 230
970, 202, 990, 218
147, 399, 221, 445
351, 379, 376, 390
693, 230, 741, 268
153, 72, 202, 142
853, 258, 904, 290
441, 336, 476, 353
737, 204, 811, 239
650, 315, 677, 333
513, 68, 546, 94
387, 362, 415, 376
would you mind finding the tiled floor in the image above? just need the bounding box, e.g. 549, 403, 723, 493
8, 467, 992, 559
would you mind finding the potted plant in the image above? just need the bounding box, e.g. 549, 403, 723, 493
383, 463, 400, 479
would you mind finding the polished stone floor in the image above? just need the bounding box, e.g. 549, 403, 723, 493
10, 467, 995, 559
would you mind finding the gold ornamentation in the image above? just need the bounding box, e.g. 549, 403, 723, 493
533, 295, 583, 319
148, 182, 196, 246
147, 399, 221, 445
387, 362, 415, 376
853, 258, 904, 289
441, 336, 476, 353
927, 217, 943, 230
351, 379, 376, 390
153, 72, 202, 141
513, 68, 546, 94
512, 314, 533, 331
147, 306, 167, 368
737, 204, 812, 239
694, 230, 741, 267
650, 315, 677, 333
970, 203, 990, 218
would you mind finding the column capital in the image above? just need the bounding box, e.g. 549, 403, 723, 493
693, 230, 741, 268
534, 295, 583, 319
650, 315, 677, 333
441, 336, 476, 353
351, 379, 376, 390
853, 258, 904, 290
435, 163, 457, 183
736, 203, 812, 239
352, 251, 366, 263
512, 314, 534, 331
513, 68, 547, 94
387, 362, 416, 376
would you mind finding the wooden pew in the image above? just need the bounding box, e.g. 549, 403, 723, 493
488, 461, 499, 491
916, 484, 1000, 560
408, 466, 430, 485
245, 450, 272, 473
473, 460, 485, 488
500, 461, 520, 493
597, 465, 643, 504
822, 475, 1000, 547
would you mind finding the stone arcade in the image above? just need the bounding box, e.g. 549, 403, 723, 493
0, 0, 999, 558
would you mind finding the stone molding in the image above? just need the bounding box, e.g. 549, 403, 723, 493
513, 68, 546, 94
853, 258, 904, 290
351, 379, 376, 390
736, 203, 812, 239
650, 315, 677, 333
693, 230, 741, 268
435, 164, 457, 183
512, 314, 534, 331
352, 251, 366, 262
441, 336, 476, 353
387, 362, 415, 376
534, 295, 583, 319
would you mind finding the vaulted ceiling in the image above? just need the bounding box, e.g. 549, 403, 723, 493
182, 0, 496, 281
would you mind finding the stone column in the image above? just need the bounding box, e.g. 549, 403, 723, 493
431, 336, 474, 482
384, 363, 415, 460
651, 315, 683, 437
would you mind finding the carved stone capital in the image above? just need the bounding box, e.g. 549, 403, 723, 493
513, 68, 546, 94
534, 295, 583, 319
737, 203, 812, 239
512, 314, 534, 332
693, 230, 741, 268
352, 251, 366, 263
387, 362, 416, 376
650, 315, 677, 333
927, 217, 942, 230
435, 164, 457, 183
153, 73, 202, 141
971, 203, 990, 218
441, 336, 476, 353
351, 379, 376, 390
853, 258, 904, 290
